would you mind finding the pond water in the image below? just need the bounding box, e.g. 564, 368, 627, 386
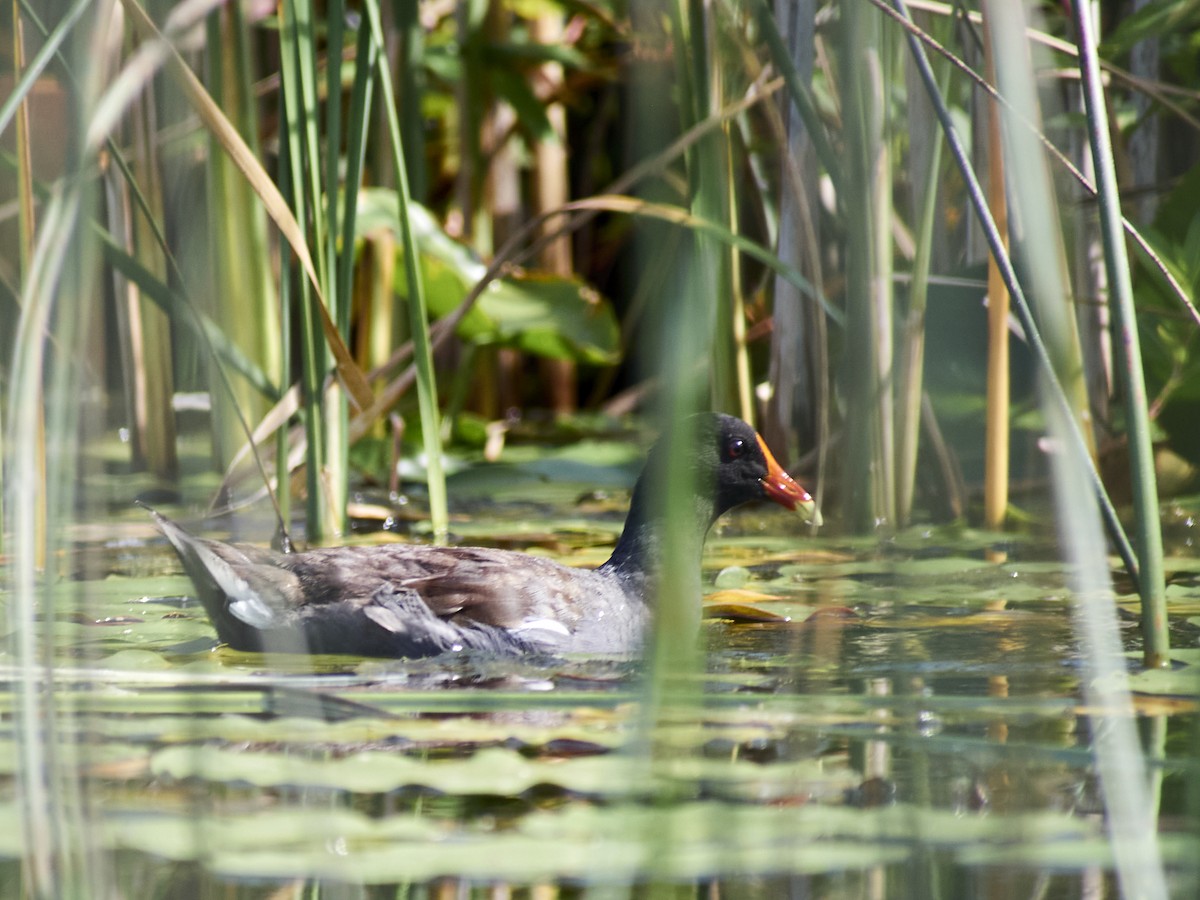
2, 457, 1199, 898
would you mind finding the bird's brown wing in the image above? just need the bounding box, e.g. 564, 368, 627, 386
395, 547, 581, 632
287, 544, 582, 633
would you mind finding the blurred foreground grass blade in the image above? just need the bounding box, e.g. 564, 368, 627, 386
1069, 2, 1167, 666
8, 187, 80, 900
364, 0, 447, 540
9, 0, 48, 561
888, 0, 1139, 586
632, 1, 707, 859
0, 0, 88, 138
8, 2, 115, 888
988, 8, 1094, 458
6, 194, 70, 898
980, 7, 1168, 896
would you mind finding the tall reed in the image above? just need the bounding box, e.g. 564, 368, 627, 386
900, 0, 1167, 890
840, 0, 895, 528
1069, 0, 1167, 666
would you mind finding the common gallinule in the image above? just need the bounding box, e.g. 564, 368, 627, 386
147, 413, 817, 658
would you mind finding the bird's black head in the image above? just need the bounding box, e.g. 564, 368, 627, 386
695, 413, 815, 520
603, 412, 818, 581
641, 412, 817, 525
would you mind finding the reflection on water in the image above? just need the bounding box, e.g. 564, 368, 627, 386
0, 515, 1196, 899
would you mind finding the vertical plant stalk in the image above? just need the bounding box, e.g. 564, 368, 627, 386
338, 16, 377, 318
763, 0, 829, 524
11, 0, 34, 297
204, 3, 280, 471
9, 0, 40, 561
723, 125, 754, 425
674, 0, 738, 414
8, 3, 116, 892
8, 5, 50, 888
531, 10, 577, 415
394, 0, 427, 201
872, 32, 896, 524
886, 0, 1141, 584
640, 266, 708, 872
971, 4, 1167, 896
289, 0, 346, 534
341, 13, 385, 443
985, 5, 1168, 891
841, 0, 894, 528
337, 11, 378, 507
895, 74, 944, 525
323, 0, 350, 534
1069, 2, 1167, 666
364, 0, 448, 539
278, 0, 330, 537
716, 9, 753, 423
275, 198, 292, 531
981, 12, 1010, 532
752, 0, 844, 198
455, 0, 484, 241
481, 7, 521, 410
10, 188, 70, 900
622, 1, 705, 865
124, 82, 179, 482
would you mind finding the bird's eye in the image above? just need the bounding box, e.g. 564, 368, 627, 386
726, 437, 746, 460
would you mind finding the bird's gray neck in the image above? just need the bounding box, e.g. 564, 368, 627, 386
599, 481, 714, 603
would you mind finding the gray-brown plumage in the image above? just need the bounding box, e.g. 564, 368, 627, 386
147, 413, 817, 658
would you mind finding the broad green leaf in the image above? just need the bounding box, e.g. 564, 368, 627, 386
355, 190, 620, 364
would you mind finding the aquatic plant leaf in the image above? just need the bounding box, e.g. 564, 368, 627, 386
1128, 664, 1200, 696
355, 191, 620, 364
703, 600, 793, 623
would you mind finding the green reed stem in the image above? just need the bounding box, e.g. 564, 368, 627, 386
840, 0, 895, 528
890, 0, 1139, 588
363, 0, 448, 540
1069, 2, 1167, 667
896, 70, 946, 525
279, 9, 329, 537
752, 0, 843, 200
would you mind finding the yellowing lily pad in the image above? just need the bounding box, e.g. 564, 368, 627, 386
704, 603, 791, 623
